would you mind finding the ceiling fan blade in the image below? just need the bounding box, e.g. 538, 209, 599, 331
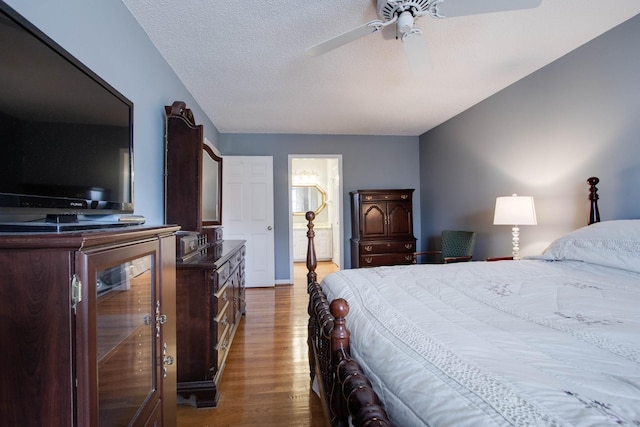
436, 0, 542, 18
306, 20, 383, 56
402, 29, 431, 74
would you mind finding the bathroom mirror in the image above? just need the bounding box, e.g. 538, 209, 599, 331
202, 145, 222, 225
291, 184, 327, 215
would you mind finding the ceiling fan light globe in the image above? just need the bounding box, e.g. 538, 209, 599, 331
397, 10, 414, 35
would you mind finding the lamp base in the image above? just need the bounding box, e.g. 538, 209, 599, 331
511, 226, 520, 260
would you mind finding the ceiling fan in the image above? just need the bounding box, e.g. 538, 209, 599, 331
306, 0, 542, 70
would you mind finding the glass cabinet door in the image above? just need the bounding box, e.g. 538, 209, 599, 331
95, 254, 156, 426
74, 236, 168, 427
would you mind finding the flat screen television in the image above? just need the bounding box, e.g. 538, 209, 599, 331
0, 2, 135, 231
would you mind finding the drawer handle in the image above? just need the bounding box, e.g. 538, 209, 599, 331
401, 194, 408, 199
405, 255, 413, 261
221, 339, 229, 351
364, 245, 372, 252
405, 243, 413, 249
222, 291, 229, 302
364, 257, 372, 264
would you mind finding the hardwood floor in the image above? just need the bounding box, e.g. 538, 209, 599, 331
177, 262, 338, 427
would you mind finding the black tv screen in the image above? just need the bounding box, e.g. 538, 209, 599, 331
0, 2, 134, 228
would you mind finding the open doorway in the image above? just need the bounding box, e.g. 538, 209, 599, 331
288, 155, 343, 284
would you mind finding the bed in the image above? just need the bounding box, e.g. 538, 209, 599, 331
305, 177, 640, 426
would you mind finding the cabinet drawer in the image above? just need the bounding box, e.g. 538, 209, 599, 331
214, 323, 232, 373
229, 248, 243, 271
215, 261, 230, 285
359, 253, 414, 267
214, 282, 231, 314
214, 300, 232, 349
359, 192, 412, 202
359, 240, 415, 254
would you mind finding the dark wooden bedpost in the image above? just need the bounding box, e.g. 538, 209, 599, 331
306, 210, 393, 426
306, 211, 318, 285
587, 177, 601, 225
330, 300, 393, 427
330, 299, 350, 427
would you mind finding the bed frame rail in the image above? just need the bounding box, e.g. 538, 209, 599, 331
306, 211, 393, 427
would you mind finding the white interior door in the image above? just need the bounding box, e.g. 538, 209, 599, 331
222, 156, 275, 287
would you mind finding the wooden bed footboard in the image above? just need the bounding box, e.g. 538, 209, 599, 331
305, 212, 393, 427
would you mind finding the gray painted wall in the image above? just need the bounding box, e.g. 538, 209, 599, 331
220, 134, 421, 278
4, 0, 220, 225
419, 14, 640, 260
7, 0, 639, 279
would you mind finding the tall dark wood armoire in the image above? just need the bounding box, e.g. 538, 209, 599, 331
350, 189, 416, 268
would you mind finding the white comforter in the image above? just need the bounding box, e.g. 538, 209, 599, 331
322, 222, 640, 426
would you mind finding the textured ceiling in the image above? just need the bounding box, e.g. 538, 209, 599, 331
123, 0, 640, 136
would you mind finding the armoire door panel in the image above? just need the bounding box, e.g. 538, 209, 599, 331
387, 202, 413, 237
362, 204, 386, 237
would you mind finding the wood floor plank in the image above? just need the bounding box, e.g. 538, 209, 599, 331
176, 262, 337, 426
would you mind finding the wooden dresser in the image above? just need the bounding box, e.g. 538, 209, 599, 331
176, 238, 245, 407
165, 101, 246, 408
350, 189, 416, 268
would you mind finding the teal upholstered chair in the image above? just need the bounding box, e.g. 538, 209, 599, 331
414, 230, 477, 264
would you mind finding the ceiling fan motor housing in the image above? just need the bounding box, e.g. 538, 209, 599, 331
377, 0, 433, 21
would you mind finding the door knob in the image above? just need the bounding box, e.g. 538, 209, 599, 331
267, 226, 273, 230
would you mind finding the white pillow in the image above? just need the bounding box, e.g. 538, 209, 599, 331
539, 220, 640, 273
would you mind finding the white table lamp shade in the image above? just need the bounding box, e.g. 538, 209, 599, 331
493, 195, 537, 225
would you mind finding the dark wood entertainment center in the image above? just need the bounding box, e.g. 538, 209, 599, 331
0, 225, 180, 426
165, 101, 246, 407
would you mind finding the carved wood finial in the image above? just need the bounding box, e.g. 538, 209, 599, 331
587, 176, 600, 225
170, 100, 186, 115
330, 298, 349, 321
330, 299, 350, 361
167, 100, 196, 126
